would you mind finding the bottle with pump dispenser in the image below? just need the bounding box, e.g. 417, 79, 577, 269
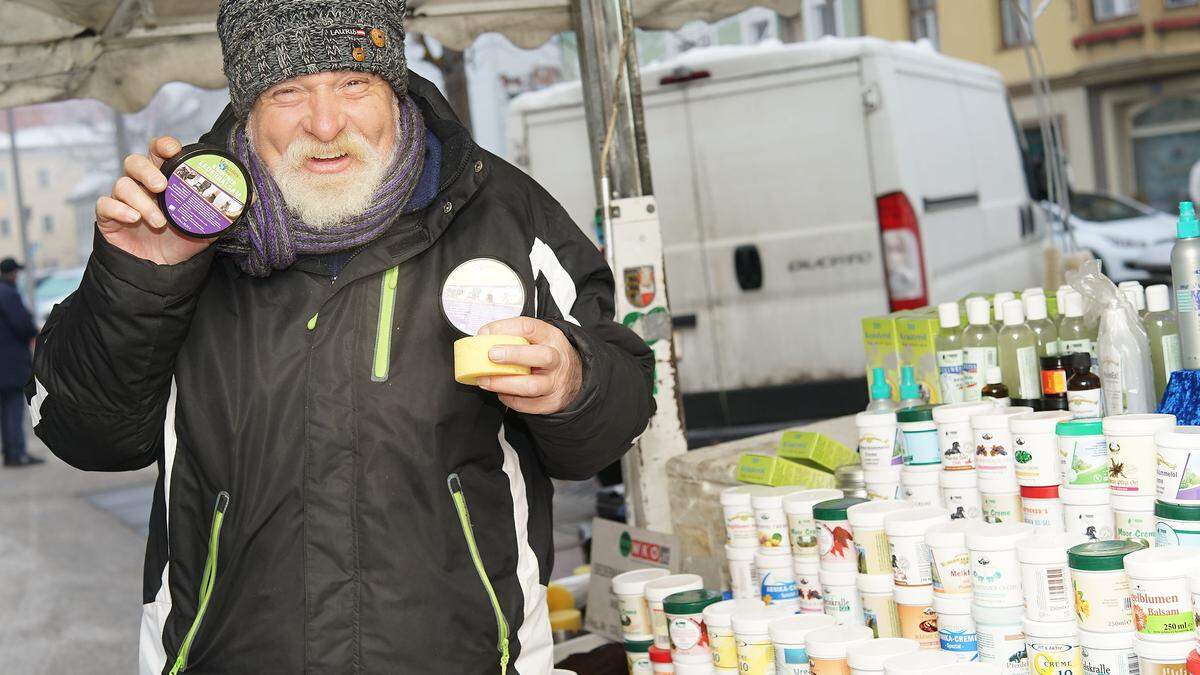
960, 297, 998, 402
1145, 284, 1182, 402
935, 302, 965, 404
1057, 290, 1097, 363
865, 367, 897, 413
991, 291, 1015, 332
1172, 201, 1200, 369
897, 365, 926, 409
1022, 291, 1059, 357
998, 299, 1041, 399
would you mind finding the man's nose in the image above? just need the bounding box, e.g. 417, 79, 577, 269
303, 88, 346, 143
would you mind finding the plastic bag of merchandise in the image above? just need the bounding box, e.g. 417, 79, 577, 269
1067, 259, 1154, 414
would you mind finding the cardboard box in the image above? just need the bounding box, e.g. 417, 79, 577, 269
735, 453, 838, 488
776, 431, 858, 471
861, 314, 902, 400
896, 309, 942, 404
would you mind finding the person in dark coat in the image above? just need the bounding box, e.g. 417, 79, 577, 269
0, 257, 41, 467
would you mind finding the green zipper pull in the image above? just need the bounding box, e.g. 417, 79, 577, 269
307, 313, 319, 331
446, 474, 510, 675
169, 491, 231, 675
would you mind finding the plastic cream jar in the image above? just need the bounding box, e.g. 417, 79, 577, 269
846, 636, 920, 675
933, 593, 978, 661
1155, 427, 1200, 505
885, 506, 950, 587
805, 624, 873, 675
857, 410, 902, 471
926, 520, 975, 597
848, 500, 912, 576
973, 603, 1028, 674
753, 487, 802, 551
1104, 414, 1177, 497
819, 566, 864, 626
934, 401, 996, 471
794, 557, 823, 614
1155, 500, 1200, 547
979, 473, 1023, 524
1068, 540, 1146, 633
671, 661, 714, 675
725, 544, 760, 600
1061, 486, 1116, 541
881, 650, 957, 674
157, 144, 252, 239
625, 636, 654, 674
972, 406, 1034, 480
611, 568, 670, 638
813, 497, 869, 570
1133, 634, 1194, 674
731, 604, 794, 675
941, 469, 983, 521
784, 489, 844, 560
894, 583, 938, 650
1058, 418, 1110, 488
1113, 493, 1158, 548
1123, 546, 1200, 641
1023, 617, 1083, 674
720, 485, 764, 548
967, 522, 1035, 608
1017, 532, 1087, 622
899, 406, 940, 466
648, 645, 673, 674
901, 464, 943, 508
1011, 411, 1074, 487
865, 468, 904, 501
702, 599, 755, 671
1192, 566, 1200, 644
768, 614, 835, 675
644, 574, 704, 649
756, 548, 800, 612
858, 572, 901, 639
664, 589, 723, 662
1079, 628, 1138, 675
1020, 485, 1065, 531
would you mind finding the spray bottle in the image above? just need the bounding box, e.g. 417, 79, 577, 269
865, 367, 897, 413
1172, 201, 1200, 369
898, 365, 926, 409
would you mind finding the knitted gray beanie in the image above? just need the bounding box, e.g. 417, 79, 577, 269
217, 0, 409, 119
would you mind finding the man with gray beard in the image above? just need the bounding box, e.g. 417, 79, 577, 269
28, 1, 655, 673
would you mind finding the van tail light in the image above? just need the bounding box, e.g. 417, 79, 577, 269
876, 191, 928, 311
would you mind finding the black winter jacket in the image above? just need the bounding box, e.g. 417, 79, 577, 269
29, 76, 654, 674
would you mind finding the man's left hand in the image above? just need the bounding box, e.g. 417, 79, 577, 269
475, 317, 583, 415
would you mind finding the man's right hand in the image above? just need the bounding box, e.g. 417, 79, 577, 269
96, 136, 214, 266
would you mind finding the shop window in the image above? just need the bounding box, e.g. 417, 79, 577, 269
0, 169, 6, 192
1130, 97, 1200, 211
0, 218, 8, 237
1093, 0, 1139, 21
36, 168, 49, 189
802, 0, 862, 40
1165, 0, 1198, 8
42, 214, 53, 233
1002, 0, 1033, 47
910, 0, 939, 49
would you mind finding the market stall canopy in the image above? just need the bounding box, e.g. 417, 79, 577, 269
0, 0, 797, 112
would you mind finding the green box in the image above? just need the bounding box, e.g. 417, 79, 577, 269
896, 310, 942, 404
776, 431, 858, 472
735, 453, 838, 488
862, 314, 901, 401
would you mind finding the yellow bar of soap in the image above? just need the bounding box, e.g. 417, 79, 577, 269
453, 335, 531, 385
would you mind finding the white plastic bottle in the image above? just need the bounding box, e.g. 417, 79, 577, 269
936, 301, 967, 404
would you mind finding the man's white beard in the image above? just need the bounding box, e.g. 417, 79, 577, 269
270, 130, 388, 229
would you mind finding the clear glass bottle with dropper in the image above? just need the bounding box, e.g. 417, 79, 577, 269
960, 296, 998, 402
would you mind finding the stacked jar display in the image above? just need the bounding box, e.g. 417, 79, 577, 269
1010, 410, 1073, 531
812, 496, 869, 629
967, 522, 1035, 673
1068, 540, 1146, 673
970, 405, 1032, 524
1016, 532, 1087, 675
882, 506, 948, 650
848, 500, 912, 639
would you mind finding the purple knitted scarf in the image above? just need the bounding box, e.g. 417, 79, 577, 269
216, 96, 427, 277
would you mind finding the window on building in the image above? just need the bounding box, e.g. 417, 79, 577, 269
0, 218, 9, 237
802, 0, 862, 40
42, 214, 54, 233
1130, 97, 1200, 211
0, 169, 6, 192
1164, 0, 1197, 8
910, 0, 939, 49
1002, 0, 1033, 47
36, 168, 50, 189
1093, 0, 1139, 21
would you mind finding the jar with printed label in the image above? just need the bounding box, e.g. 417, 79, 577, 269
934, 593, 978, 661
1133, 634, 1194, 674
813, 497, 868, 571
755, 548, 800, 612
1155, 500, 1200, 547
1113, 493, 1158, 548
972, 406, 1033, 480
899, 406, 940, 466
768, 614, 834, 675
848, 500, 912, 576
1062, 486, 1116, 541
794, 557, 823, 614
805, 625, 874, 675
1023, 617, 1083, 675
648, 645, 673, 674
1191, 566, 1200, 646
894, 584, 939, 650
979, 473, 1023, 524
671, 661, 714, 675
865, 468, 904, 501
1012, 411, 1073, 486
1017, 532, 1087, 622
858, 573, 901, 639
901, 464, 943, 508
644, 574, 704, 649
934, 401, 996, 471
784, 489, 844, 560
625, 637, 655, 674
926, 520, 974, 596
1058, 418, 1110, 488
1156, 427, 1200, 505
1124, 547, 1200, 641
1105, 414, 1177, 497
720, 485, 765, 548
1080, 629, 1139, 675
967, 522, 1035, 608
820, 566, 864, 626
846, 637, 920, 675
702, 599, 753, 672
664, 589, 723, 662
857, 409, 902, 471
612, 568, 670, 638
886, 506, 950, 587
880, 650, 958, 674
724, 544, 759, 600
940, 470, 983, 521
972, 604, 1028, 675
752, 487, 801, 551
1068, 540, 1145, 633
1021, 485, 1065, 531
731, 605, 793, 675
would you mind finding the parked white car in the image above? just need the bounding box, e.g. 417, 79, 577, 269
1042, 192, 1176, 282
33, 266, 85, 328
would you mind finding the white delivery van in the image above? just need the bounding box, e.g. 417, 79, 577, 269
507, 38, 1042, 427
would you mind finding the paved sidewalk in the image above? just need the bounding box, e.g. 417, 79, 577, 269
0, 436, 154, 673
